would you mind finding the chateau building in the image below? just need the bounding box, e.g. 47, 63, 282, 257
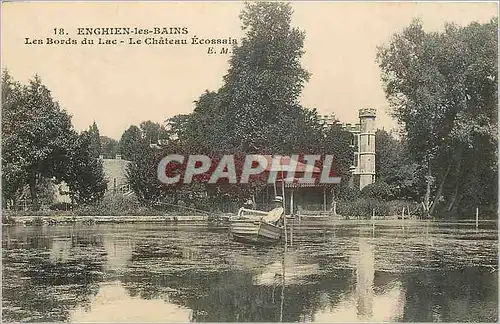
319, 112, 337, 129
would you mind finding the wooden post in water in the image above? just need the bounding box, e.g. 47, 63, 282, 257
280, 251, 286, 322
476, 207, 479, 229
401, 207, 405, 230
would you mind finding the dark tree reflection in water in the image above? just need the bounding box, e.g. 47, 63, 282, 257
122, 267, 354, 322
2, 222, 498, 322
402, 268, 498, 322
2, 227, 107, 322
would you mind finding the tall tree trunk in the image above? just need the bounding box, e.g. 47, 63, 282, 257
28, 173, 39, 211
424, 165, 432, 218
429, 159, 453, 216
447, 183, 460, 213
451, 193, 464, 217
447, 156, 463, 213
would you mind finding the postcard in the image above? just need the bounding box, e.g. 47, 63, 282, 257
2, 1, 498, 323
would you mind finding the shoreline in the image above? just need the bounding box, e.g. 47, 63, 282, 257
2, 215, 214, 225
2, 214, 497, 226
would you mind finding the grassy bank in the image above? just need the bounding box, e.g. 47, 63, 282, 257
4, 195, 495, 225
2, 214, 215, 226
3, 195, 212, 217
337, 198, 497, 220
2, 195, 222, 225
337, 199, 423, 219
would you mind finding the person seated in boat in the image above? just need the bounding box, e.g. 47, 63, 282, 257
243, 198, 256, 210
262, 196, 284, 225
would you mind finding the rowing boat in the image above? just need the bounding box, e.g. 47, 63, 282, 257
229, 199, 284, 245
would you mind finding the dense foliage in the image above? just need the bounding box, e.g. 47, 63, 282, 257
377, 18, 498, 218
100, 135, 119, 159
2, 71, 107, 209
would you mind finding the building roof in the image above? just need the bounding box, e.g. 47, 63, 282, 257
261, 155, 322, 173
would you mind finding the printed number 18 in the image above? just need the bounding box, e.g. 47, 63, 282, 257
54, 28, 65, 35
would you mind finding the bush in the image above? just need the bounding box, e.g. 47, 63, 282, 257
338, 198, 424, 219
338, 198, 388, 219
361, 181, 393, 200
339, 186, 361, 201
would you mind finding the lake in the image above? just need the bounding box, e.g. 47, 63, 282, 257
2, 221, 498, 322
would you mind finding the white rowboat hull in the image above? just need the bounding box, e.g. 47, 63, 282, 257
229, 219, 282, 244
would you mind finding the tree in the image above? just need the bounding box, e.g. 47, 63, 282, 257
322, 121, 355, 208
88, 121, 101, 158
375, 130, 402, 181
361, 181, 393, 201
139, 120, 168, 146
126, 146, 165, 205
65, 130, 108, 205
172, 91, 225, 153
100, 136, 119, 159
118, 121, 167, 161
118, 125, 144, 161
377, 18, 498, 218
220, 2, 311, 152
124, 121, 188, 205
2, 72, 76, 210
174, 2, 314, 154
375, 130, 425, 200
2, 71, 27, 208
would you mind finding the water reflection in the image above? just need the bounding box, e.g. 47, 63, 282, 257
311, 236, 405, 322
71, 281, 191, 322
253, 252, 319, 286
402, 267, 498, 322
2, 227, 106, 322
356, 237, 374, 320
2, 222, 498, 322
103, 237, 134, 270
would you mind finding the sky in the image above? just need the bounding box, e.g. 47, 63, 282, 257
2, 1, 498, 140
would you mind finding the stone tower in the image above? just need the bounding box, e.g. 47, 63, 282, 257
357, 108, 376, 190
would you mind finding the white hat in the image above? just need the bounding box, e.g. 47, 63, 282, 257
273, 196, 283, 203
